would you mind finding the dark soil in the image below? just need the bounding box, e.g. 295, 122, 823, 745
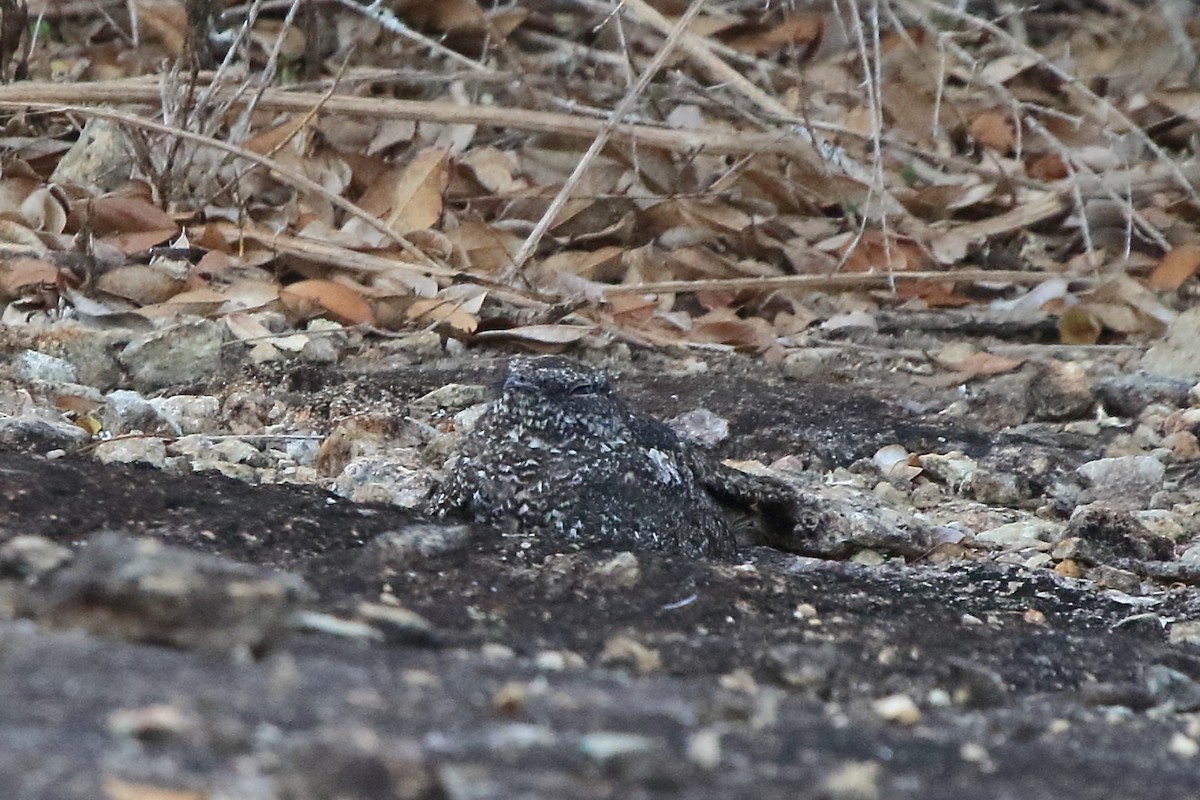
3, 356, 1200, 799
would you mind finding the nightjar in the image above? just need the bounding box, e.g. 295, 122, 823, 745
429, 356, 796, 558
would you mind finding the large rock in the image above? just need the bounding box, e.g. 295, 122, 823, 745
18, 533, 312, 656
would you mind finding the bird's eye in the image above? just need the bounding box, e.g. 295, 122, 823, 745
568, 381, 599, 396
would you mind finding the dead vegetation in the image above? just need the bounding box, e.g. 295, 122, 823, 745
0, 0, 1197, 355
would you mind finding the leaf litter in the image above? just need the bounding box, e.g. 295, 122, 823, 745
0, 0, 1195, 363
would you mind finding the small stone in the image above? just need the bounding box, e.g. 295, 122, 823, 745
93, 437, 168, 467
685, 728, 722, 770
1095, 373, 1192, 417
782, 347, 840, 378
849, 549, 886, 566
107, 703, 196, 742
872, 693, 921, 725
1077, 456, 1165, 508
1146, 665, 1200, 712
1028, 360, 1094, 421
910, 481, 943, 509
579, 732, 660, 763
291, 611, 382, 641
588, 551, 641, 588
57, 327, 127, 390
491, 682, 528, 715
15, 350, 77, 384
0, 414, 90, 451
820, 760, 881, 800
378, 330, 443, 358
357, 602, 436, 646
959, 742, 994, 770
1054, 558, 1082, 577
1065, 504, 1174, 564
0, 535, 73, 578
966, 469, 1032, 506
481, 643, 516, 661
333, 457, 432, 508
299, 331, 341, 364
917, 451, 977, 490
534, 649, 585, 671
1145, 308, 1200, 380
149, 395, 221, 435
101, 389, 164, 434
1164, 431, 1200, 460
413, 383, 488, 411
975, 520, 1062, 551
1169, 733, 1199, 758
946, 661, 1006, 708
794, 602, 819, 619
1089, 565, 1141, 594
361, 524, 473, 568
667, 408, 729, 448
119, 319, 227, 391
1169, 620, 1200, 646
764, 643, 838, 691
782, 487, 938, 558
597, 636, 661, 673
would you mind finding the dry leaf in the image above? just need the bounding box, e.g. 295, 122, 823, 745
936, 348, 1024, 375
107, 228, 180, 255
474, 324, 594, 344
1057, 306, 1102, 344
280, 279, 374, 325
722, 14, 824, 58
691, 309, 776, 351
1150, 244, 1200, 290
969, 112, 1016, 154
84, 196, 178, 235
405, 285, 486, 333
459, 147, 521, 193
839, 231, 924, 272
384, 147, 450, 234
131, 0, 187, 54
1025, 153, 1069, 180
244, 115, 311, 156
96, 264, 186, 305
0, 257, 57, 299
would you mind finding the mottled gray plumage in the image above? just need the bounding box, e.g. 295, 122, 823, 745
430, 357, 797, 559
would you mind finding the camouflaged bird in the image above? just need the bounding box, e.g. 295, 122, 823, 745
429, 356, 797, 559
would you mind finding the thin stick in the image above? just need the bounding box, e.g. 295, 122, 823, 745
0, 79, 827, 163
603, 269, 1098, 295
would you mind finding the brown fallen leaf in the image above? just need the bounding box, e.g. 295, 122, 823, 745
691, 309, 776, 352
936, 349, 1024, 376
81, 196, 178, 236
0, 257, 57, 299
1150, 243, 1200, 290
969, 111, 1016, 154
384, 147, 451, 235
280, 279, 374, 326
96, 263, 186, 306
1057, 305, 1103, 345
405, 285, 486, 333
722, 14, 824, 58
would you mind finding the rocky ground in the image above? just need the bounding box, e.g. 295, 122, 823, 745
5, 313, 1200, 799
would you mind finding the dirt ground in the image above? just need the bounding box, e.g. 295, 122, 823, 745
3, 337, 1200, 800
